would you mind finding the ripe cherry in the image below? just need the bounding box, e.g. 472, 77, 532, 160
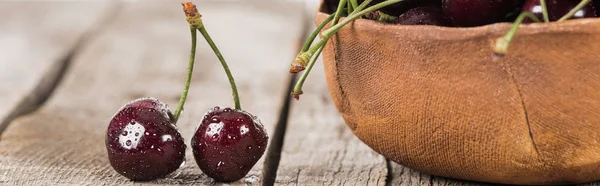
182, 2, 269, 182
359, 0, 437, 16
442, 0, 520, 27
521, 0, 597, 23
395, 6, 451, 26
106, 98, 186, 181
191, 107, 268, 182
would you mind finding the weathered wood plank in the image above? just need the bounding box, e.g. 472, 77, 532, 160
0, 1, 111, 133
274, 59, 388, 185
390, 162, 492, 186
0, 1, 303, 185
390, 153, 600, 186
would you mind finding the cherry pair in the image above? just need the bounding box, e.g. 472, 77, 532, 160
105, 2, 268, 183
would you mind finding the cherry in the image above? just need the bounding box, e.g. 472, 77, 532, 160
326, 0, 341, 13
442, 0, 520, 27
105, 3, 202, 181
358, 0, 437, 16
395, 6, 451, 26
191, 107, 268, 182
106, 98, 186, 181
182, 2, 269, 182
521, 0, 597, 23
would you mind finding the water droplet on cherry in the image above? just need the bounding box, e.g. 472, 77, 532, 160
106, 97, 186, 181
191, 107, 268, 182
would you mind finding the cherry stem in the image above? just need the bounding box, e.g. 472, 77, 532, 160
557, 0, 592, 22
197, 25, 241, 110
540, 0, 549, 22
292, 47, 324, 99
334, 0, 347, 25
288, 0, 351, 73
350, 0, 358, 11
347, 1, 353, 15
493, 11, 541, 56
301, 13, 335, 53
290, 0, 379, 98
173, 26, 197, 124
368, 11, 397, 23
311, 0, 400, 55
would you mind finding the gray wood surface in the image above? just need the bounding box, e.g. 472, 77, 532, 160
0, 1, 112, 133
1, 1, 600, 186
0, 1, 303, 185
391, 161, 600, 185
275, 57, 388, 185
390, 162, 492, 186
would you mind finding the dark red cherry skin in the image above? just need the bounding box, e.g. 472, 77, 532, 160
191, 106, 268, 182
326, 0, 341, 13
442, 0, 520, 27
106, 97, 186, 181
395, 6, 451, 26
359, 0, 438, 16
521, 0, 597, 23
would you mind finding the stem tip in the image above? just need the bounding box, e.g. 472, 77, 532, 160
291, 90, 303, 100
491, 37, 508, 60
182, 2, 202, 26
289, 52, 312, 73
365, 10, 397, 23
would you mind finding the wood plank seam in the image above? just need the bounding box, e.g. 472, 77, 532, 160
0, 2, 122, 136
262, 8, 311, 186
261, 74, 297, 186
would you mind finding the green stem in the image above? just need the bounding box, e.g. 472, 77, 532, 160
310, 0, 401, 55
292, 46, 324, 99
540, 0, 549, 22
301, 13, 335, 52
493, 12, 541, 55
334, 0, 347, 25
352, 0, 372, 14
557, 0, 592, 22
350, 0, 358, 10
347, 1, 353, 15
197, 25, 241, 110
293, 0, 371, 72
173, 26, 197, 124
290, 0, 378, 98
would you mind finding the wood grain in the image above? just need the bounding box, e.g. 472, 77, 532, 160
0, 1, 303, 185
0, 1, 111, 133
391, 161, 600, 185
390, 162, 494, 186
274, 56, 388, 185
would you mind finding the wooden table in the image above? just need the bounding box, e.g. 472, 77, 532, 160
0, 1, 598, 185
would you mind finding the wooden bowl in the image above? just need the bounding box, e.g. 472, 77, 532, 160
316, 2, 600, 185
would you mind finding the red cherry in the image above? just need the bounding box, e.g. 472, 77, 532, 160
442, 0, 521, 27
395, 6, 451, 26
106, 97, 186, 181
191, 106, 268, 182
521, 0, 597, 23
359, 0, 437, 16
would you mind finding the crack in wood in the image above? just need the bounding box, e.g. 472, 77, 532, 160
295, 169, 301, 186
385, 159, 392, 186
261, 74, 296, 186
261, 14, 309, 185
0, 2, 123, 136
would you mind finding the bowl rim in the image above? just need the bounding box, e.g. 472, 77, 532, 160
316, 0, 600, 41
